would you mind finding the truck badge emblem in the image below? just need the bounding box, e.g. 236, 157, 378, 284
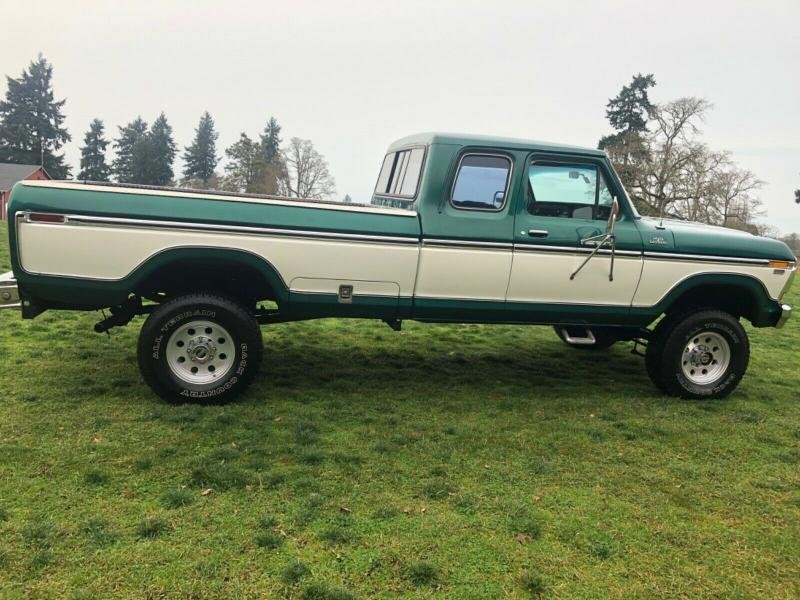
649, 236, 667, 245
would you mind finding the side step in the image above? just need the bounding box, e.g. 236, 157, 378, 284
558, 327, 597, 345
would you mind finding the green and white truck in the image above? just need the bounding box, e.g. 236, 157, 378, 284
1, 133, 795, 403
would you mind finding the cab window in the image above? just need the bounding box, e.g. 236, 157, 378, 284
528, 163, 613, 220
374, 147, 425, 198
451, 154, 512, 211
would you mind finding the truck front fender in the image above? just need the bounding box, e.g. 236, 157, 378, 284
648, 272, 782, 327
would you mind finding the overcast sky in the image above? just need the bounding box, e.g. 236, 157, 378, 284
3, 0, 799, 232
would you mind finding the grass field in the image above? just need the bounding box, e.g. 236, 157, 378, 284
0, 230, 798, 599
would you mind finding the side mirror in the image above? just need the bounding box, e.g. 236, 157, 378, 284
573, 197, 620, 283
606, 197, 619, 233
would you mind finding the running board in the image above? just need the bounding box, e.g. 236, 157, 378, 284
560, 328, 597, 345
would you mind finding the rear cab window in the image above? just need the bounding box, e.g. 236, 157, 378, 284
450, 154, 512, 211
374, 147, 426, 200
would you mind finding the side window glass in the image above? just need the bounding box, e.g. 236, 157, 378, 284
597, 172, 614, 220
451, 154, 511, 211
528, 163, 612, 220
374, 147, 425, 199
375, 153, 394, 194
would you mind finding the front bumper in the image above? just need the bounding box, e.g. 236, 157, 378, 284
776, 304, 792, 328
0, 271, 21, 310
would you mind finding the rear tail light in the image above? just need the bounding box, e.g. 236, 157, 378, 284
28, 213, 66, 224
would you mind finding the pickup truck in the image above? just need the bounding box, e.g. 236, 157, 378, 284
1, 133, 795, 403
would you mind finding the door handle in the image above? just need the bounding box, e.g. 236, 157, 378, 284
528, 229, 549, 238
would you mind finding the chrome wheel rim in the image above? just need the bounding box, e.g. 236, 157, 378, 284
681, 331, 730, 385
166, 320, 235, 385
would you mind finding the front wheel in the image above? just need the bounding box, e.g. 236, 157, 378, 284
645, 308, 749, 399
137, 292, 263, 404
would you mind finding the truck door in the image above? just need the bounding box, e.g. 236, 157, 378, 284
413, 151, 518, 321
506, 153, 643, 323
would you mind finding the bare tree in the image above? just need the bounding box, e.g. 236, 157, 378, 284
708, 166, 763, 230
634, 97, 712, 217
603, 95, 765, 231
674, 148, 728, 223
280, 137, 336, 199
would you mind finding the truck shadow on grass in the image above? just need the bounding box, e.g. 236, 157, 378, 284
256, 327, 655, 405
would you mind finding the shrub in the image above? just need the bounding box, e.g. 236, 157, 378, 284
282, 560, 311, 584
162, 489, 194, 509
520, 570, 546, 596
407, 561, 438, 585
136, 516, 168, 539
254, 531, 283, 549
301, 583, 356, 600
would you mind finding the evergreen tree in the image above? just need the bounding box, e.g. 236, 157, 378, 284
147, 112, 177, 186
598, 73, 656, 150
598, 73, 657, 195
0, 54, 71, 178
112, 117, 148, 183
260, 116, 282, 163
182, 111, 218, 185
77, 119, 111, 181
606, 74, 656, 132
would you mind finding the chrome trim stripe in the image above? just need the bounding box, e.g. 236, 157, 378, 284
33, 213, 420, 245
643, 251, 769, 265
423, 238, 513, 250
16, 211, 782, 266
417, 295, 631, 307
292, 290, 413, 299
514, 243, 642, 257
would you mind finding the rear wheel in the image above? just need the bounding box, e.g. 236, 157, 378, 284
137, 292, 263, 404
553, 326, 617, 350
645, 308, 748, 399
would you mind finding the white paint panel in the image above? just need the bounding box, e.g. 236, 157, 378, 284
507, 251, 643, 305
414, 246, 511, 300
634, 259, 788, 304
18, 222, 419, 296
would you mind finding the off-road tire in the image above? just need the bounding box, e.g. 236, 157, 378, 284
554, 326, 617, 350
137, 292, 263, 404
645, 308, 749, 399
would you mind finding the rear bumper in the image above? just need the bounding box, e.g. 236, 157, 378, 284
776, 304, 792, 329
0, 271, 21, 310
0, 271, 22, 309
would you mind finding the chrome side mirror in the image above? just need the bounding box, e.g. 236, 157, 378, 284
571, 197, 620, 283
606, 197, 620, 234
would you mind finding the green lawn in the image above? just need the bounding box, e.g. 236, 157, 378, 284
0, 229, 798, 599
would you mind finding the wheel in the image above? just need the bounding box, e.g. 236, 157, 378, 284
137, 292, 263, 404
553, 326, 617, 350
645, 308, 749, 399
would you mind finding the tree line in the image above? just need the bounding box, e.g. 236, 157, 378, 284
0, 56, 796, 237
599, 74, 798, 254
0, 55, 337, 199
